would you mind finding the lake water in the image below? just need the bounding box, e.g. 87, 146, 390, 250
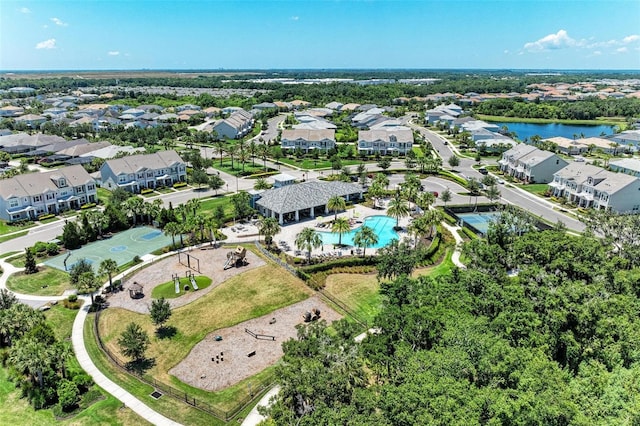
493, 122, 615, 141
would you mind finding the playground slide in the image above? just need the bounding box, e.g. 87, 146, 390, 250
223, 257, 233, 270
174, 276, 180, 294
189, 275, 199, 290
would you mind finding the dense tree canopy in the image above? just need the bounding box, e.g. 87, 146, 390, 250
267, 225, 640, 425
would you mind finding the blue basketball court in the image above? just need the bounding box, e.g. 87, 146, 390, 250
44, 226, 173, 272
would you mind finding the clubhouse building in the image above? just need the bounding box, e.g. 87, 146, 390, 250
255, 180, 363, 224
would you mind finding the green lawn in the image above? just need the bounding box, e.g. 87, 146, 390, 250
324, 274, 382, 325
0, 251, 20, 259
6, 267, 72, 296
209, 159, 274, 177
0, 220, 34, 236
278, 157, 365, 170
97, 188, 112, 205
97, 262, 311, 411
520, 183, 550, 196
199, 195, 235, 218
0, 230, 29, 244
151, 276, 213, 299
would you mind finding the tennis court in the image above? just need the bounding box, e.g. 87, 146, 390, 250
44, 226, 173, 272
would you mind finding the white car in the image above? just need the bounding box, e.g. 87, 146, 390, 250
498, 179, 505, 184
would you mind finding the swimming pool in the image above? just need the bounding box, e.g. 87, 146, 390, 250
456, 212, 501, 234
319, 215, 398, 248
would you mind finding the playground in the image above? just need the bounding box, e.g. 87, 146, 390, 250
169, 296, 341, 391
106, 246, 265, 313
44, 226, 173, 272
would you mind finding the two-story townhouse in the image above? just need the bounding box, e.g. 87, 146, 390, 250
549, 163, 640, 213
281, 129, 336, 153
607, 130, 640, 152
100, 150, 186, 193
548, 163, 603, 198
212, 110, 254, 140
0, 165, 97, 222
357, 127, 414, 156
609, 158, 640, 178
500, 145, 568, 183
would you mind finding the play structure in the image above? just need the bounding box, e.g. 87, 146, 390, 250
173, 273, 181, 294
179, 251, 201, 273
223, 246, 248, 270
186, 270, 199, 291
302, 308, 321, 323
245, 328, 276, 341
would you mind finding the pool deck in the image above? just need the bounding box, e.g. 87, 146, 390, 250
220, 202, 413, 258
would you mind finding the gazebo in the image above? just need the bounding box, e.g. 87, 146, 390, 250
128, 281, 144, 299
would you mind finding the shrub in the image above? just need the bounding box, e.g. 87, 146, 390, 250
68, 294, 78, 302
80, 388, 103, 406
140, 188, 154, 195
57, 380, 79, 411
63, 294, 81, 309
80, 203, 96, 210
173, 182, 187, 188
33, 241, 48, 254
38, 213, 55, 221
46, 242, 60, 256
133, 255, 142, 264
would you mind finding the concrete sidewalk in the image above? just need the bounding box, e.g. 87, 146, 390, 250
241, 386, 280, 426
72, 297, 183, 426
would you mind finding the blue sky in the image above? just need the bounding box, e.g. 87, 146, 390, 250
1, 0, 639, 70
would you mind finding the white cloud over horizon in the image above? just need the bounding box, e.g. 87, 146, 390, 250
523, 30, 578, 52
291, 16, 299, 21
20, 7, 31, 14
108, 51, 120, 56
51, 17, 68, 27
36, 39, 56, 49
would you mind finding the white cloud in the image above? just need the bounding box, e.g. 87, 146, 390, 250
523, 30, 577, 52
504, 49, 509, 54
35, 39, 56, 49
20, 7, 31, 14
291, 16, 299, 21
108, 51, 120, 56
623, 35, 639, 43
593, 50, 602, 56
616, 47, 628, 53
51, 17, 68, 27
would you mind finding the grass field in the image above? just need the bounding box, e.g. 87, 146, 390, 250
0, 221, 34, 236
278, 157, 366, 170
6, 267, 72, 296
97, 263, 311, 405
520, 183, 550, 197
151, 275, 213, 299
44, 304, 79, 341
199, 195, 235, 219
324, 273, 381, 324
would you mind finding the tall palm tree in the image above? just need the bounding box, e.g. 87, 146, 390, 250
387, 192, 410, 228
226, 143, 239, 170
164, 221, 181, 248
191, 212, 207, 242
249, 139, 258, 167
145, 199, 163, 225
204, 216, 218, 246
186, 198, 201, 217
257, 216, 281, 246
327, 195, 347, 221
98, 258, 118, 291
124, 196, 144, 226
353, 225, 378, 257
295, 227, 322, 263
332, 217, 351, 246
257, 143, 269, 171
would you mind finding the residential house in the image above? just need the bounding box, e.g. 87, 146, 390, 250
499, 144, 568, 183
290, 100, 311, 110
0, 105, 25, 117
14, 114, 47, 128
0, 165, 97, 222
609, 158, 640, 178
549, 163, 640, 212
358, 127, 414, 156
100, 150, 186, 193
544, 137, 589, 155
608, 130, 640, 152
281, 129, 336, 153
211, 109, 253, 139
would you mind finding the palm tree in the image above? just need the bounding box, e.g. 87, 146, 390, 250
186, 198, 201, 217
164, 221, 181, 248
257, 143, 269, 171
331, 217, 351, 246
124, 196, 144, 226
226, 143, 239, 170
415, 191, 436, 213
295, 227, 322, 263
204, 216, 218, 246
191, 212, 207, 242
353, 225, 378, 257
98, 258, 118, 291
213, 139, 226, 166
327, 195, 347, 221
257, 216, 281, 246
144, 198, 163, 225
249, 139, 258, 167
387, 192, 410, 228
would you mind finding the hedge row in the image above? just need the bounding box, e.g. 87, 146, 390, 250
299, 256, 379, 274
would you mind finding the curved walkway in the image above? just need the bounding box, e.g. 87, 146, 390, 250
441, 221, 466, 269
0, 251, 183, 426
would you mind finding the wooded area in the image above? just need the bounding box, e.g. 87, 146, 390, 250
265, 215, 640, 425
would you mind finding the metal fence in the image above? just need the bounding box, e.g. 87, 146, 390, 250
92, 310, 274, 422
254, 241, 299, 277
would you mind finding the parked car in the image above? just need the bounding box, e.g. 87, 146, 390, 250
479, 167, 488, 175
